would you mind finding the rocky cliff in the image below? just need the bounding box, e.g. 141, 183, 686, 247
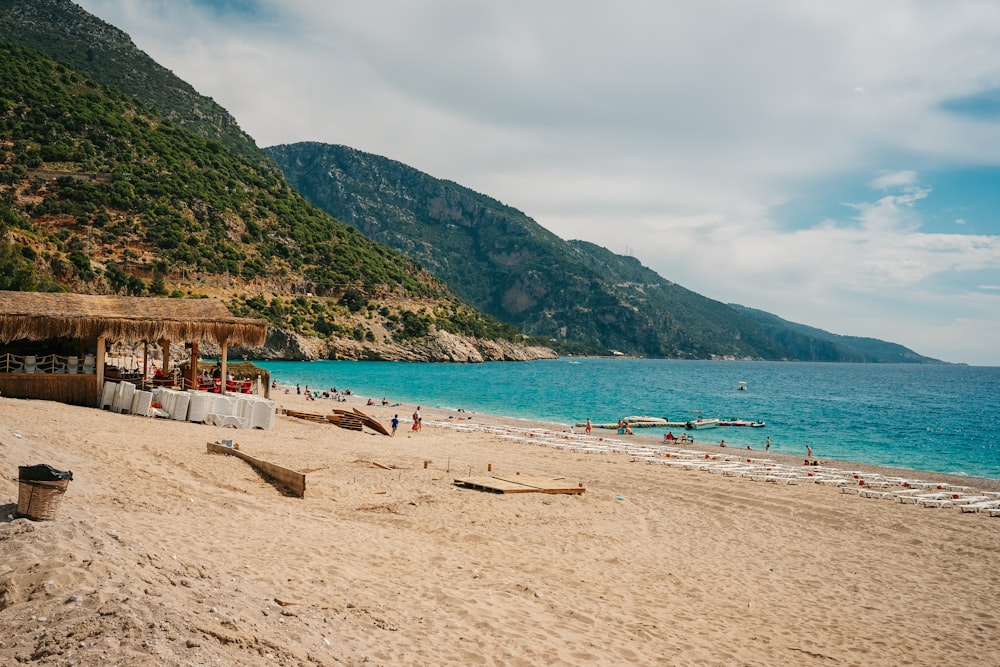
228, 328, 557, 363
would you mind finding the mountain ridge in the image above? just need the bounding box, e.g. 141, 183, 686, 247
0, 36, 550, 362
266, 141, 944, 363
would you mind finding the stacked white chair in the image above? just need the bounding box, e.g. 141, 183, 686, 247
82, 354, 95, 374
205, 395, 248, 428
234, 396, 253, 424
131, 389, 153, 417
249, 398, 276, 430
113, 381, 135, 414
186, 391, 210, 423
23, 355, 38, 373
66, 356, 79, 374
170, 391, 190, 421
100, 381, 118, 409
204, 395, 229, 426
153, 388, 175, 418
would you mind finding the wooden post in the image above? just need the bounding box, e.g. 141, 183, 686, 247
190, 340, 199, 389
161, 339, 170, 382
96, 336, 106, 395
220, 343, 229, 395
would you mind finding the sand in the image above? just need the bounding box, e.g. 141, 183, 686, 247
1, 389, 998, 666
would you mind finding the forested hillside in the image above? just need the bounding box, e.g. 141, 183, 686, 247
266, 142, 944, 363
0, 40, 535, 360
266, 142, 790, 359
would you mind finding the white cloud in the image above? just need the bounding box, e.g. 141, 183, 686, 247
869, 170, 919, 190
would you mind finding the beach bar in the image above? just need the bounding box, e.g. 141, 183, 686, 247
0, 291, 268, 407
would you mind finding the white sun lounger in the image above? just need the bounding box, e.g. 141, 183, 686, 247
959, 499, 1000, 513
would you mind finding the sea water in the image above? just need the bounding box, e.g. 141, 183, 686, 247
254, 358, 1000, 480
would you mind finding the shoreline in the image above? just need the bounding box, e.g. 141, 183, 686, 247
275, 383, 1000, 492
261, 360, 999, 483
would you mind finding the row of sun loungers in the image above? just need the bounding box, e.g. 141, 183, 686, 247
99, 381, 276, 429
423, 419, 1000, 517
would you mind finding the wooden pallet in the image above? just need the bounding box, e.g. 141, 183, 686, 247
282, 407, 388, 435
328, 412, 363, 431
282, 408, 328, 423
453, 473, 585, 495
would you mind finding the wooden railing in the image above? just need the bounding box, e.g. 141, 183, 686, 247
0, 353, 95, 374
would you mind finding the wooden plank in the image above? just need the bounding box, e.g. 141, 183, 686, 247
207, 441, 306, 498
491, 474, 585, 494
453, 474, 585, 495
453, 476, 539, 493
353, 408, 391, 436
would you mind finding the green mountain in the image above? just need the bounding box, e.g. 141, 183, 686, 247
266, 142, 941, 362
728, 305, 944, 363
0, 39, 533, 359
0, 0, 266, 165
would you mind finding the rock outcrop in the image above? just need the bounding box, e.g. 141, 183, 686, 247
228, 329, 557, 363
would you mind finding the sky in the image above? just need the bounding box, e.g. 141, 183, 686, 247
75, 0, 1000, 365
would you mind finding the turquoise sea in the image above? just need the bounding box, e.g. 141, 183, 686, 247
254, 359, 1000, 480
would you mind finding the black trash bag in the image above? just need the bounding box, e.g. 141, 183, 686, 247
18, 464, 74, 482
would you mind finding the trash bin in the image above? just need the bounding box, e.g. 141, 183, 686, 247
17, 464, 73, 521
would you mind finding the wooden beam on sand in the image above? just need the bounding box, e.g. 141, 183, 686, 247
453, 473, 585, 495
352, 408, 391, 436
207, 441, 306, 498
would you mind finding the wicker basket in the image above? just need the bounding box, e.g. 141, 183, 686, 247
17, 479, 70, 521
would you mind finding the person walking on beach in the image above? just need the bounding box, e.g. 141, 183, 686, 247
765, 436, 770, 452
806, 444, 813, 459
391, 414, 399, 436
585, 417, 592, 435
412, 406, 422, 432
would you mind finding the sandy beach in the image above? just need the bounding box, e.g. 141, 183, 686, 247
1, 388, 999, 666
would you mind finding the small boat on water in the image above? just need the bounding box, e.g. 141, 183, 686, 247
718, 418, 766, 428
624, 416, 670, 427
738, 381, 748, 391
685, 418, 720, 430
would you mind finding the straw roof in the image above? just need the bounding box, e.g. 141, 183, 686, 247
0, 291, 268, 347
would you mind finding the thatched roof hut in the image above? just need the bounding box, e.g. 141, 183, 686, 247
0, 291, 267, 347
0, 291, 268, 406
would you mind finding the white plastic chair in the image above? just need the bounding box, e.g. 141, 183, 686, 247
82, 354, 95, 374
66, 356, 79, 374
206, 396, 248, 428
